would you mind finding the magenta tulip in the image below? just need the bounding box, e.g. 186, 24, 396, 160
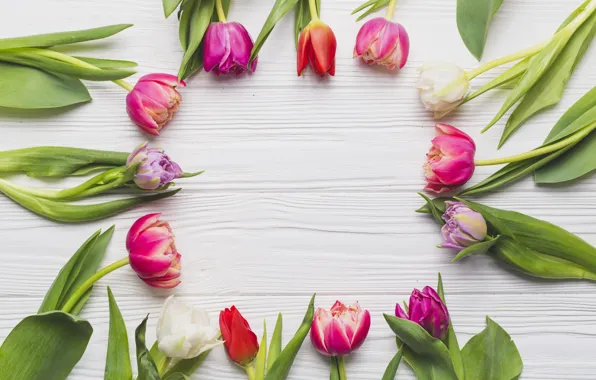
204, 22, 257, 76
126, 213, 181, 289
126, 73, 185, 136
353, 17, 409, 70
310, 301, 371, 357
127, 142, 183, 190
396, 286, 449, 340
440, 201, 487, 250
424, 124, 476, 193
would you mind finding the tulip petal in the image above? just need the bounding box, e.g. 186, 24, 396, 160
395, 303, 409, 320
375, 21, 399, 61
430, 153, 475, 185
126, 91, 160, 135
396, 23, 410, 69
297, 28, 311, 76
144, 277, 181, 288
310, 309, 329, 355
350, 309, 371, 350
354, 17, 387, 56
138, 73, 185, 88
226, 22, 254, 70
324, 318, 352, 356
204, 22, 230, 73
309, 22, 337, 76
435, 124, 475, 149
126, 213, 162, 250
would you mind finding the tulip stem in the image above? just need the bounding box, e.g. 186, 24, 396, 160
385, 0, 398, 20
474, 122, 596, 166
61, 257, 130, 314
245, 365, 256, 380
308, 0, 319, 20
337, 356, 347, 380
215, 0, 227, 22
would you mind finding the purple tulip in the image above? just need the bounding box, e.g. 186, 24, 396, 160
440, 201, 487, 250
353, 17, 409, 71
127, 142, 183, 190
396, 286, 449, 340
203, 22, 257, 76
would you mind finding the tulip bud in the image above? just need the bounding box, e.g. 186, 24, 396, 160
424, 124, 476, 193
297, 20, 337, 77
126, 142, 183, 191
204, 22, 257, 76
157, 296, 223, 359
353, 17, 409, 71
219, 306, 259, 366
395, 286, 449, 340
416, 62, 470, 115
440, 201, 487, 250
126, 73, 186, 136
310, 301, 371, 357
126, 213, 181, 289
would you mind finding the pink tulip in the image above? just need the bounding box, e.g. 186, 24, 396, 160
353, 17, 409, 70
126, 213, 181, 289
126, 74, 186, 136
395, 286, 449, 340
204, 22, 257, 76
424, 124, 476, 193
310, 301, 371, 357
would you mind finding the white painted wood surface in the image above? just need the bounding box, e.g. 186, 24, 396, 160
1, 0, 596, 378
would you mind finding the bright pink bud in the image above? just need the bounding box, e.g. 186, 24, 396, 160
395, 286, 449, 340
424, 124, 476, 193
204, 22, 257, 76
126, 74, 186, 136
126, 213, 181, 289
310, 301, 371, 357
353, 17, 409, 70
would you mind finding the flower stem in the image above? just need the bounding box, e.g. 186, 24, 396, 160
337, 356, 347, 380
474, 122, 596, 166
245, 365, 256, 380
385, 0, 398, 20
61, 257, 130, 314
309, 0, 319, 20
215, 0, 227, 22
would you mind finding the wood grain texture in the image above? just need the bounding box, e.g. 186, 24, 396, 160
1, 0, 596, 378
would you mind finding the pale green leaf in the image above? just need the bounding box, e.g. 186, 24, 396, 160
105, 288, 133, 380
535, 130, 596, 183
164, 0, 184, 18
457, 0, 503, 60
178, 0, 216, 80
452, 237, 501, 262
255, 321, 268, 380
435, 274, 463, 380
268, 313, 283, 370
73, 56, 138, 69
463, 58, 529, 105
251, 0, 300, 63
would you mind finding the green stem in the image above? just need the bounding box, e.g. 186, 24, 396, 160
245, 365, 256, 380
215, 0, 227, 22
157, 357, 172, 376
385, 0, 398, 20
308, 0, 319, 20
25, 48, 133, 91
61, 257, 130, 314
337, 356, 347, 380
474, 122, 596, 166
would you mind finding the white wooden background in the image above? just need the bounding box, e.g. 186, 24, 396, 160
1, 0, 596, 379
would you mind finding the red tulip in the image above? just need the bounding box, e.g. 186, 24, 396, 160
297, 20, 337, 77
219, 306, 259, 366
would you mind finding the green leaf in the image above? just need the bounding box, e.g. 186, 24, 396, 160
164, 0, 184, 18
381, 349, 403, 380
105, 288, 133, 380
178, 0, 215, 80
265, 294, 315, 380
0, 311, 93, 380
436, 274, 463, 380
268, 313, 283, 370
135, 316, 160, 380
163, 374, 190, 380
416, 193, 449, 225
463, 58, 529, 105
352, 0, 391, 22
544, 86, 596, 144
499, 12, 596, 147
0, 24, 133, 50
255, 321, 268, 380
0, 179, 180, 223
162, 350, 211, 377
383, 315, 459, 380
0, 146, 128, 178
250, 0, 300, 63
457, 0, 503, 60
0, 62, 90, 109
294, 0, 320, 46
452, 236, 501, 262
461, 317, 523, 380
149, 342, 168, 376
73, 56, 138, 69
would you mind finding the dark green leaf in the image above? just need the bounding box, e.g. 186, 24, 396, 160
105, 288, 133, 380
135, 316, 160, 380
178, 0, 215, 80
250, 0, 300, 63
0, 312, 92, 380
416, 193, 449, 225
436, 274, 463, 380
535, 130, 596, 183
457, 0, 503, 60
268, 313, 283, 370
164, 0, 184, 18
0, 62, 90, 109
255, 321, 268, 380
383, 315, 459, 380
452, 236, 502, 262
381, 349, 403, 380
265, 294, 315, 380
73, 56, 137, 69
461, 317, 523, 380
0, 24, 132, 50
178, 0, 195, 51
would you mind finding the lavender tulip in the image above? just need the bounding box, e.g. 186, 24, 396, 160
127, 142, 183, 190
440, 201, 487, 250
395, 286, 449, 340
204, 22, 257, 76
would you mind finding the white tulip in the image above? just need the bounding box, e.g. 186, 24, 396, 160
156, 296, 223, 359
416, 62, 470, 117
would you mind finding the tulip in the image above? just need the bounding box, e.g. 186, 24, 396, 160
297, 20, 337, 77
310, 301, 371, 357
219, 306, 259, 366
126, 142, 183, 191
126, 73, 186, 136
353, 17, 409, 70
416, 62, 470, 116
126, 213, 181, 289
440, 201, 487, 250
424, 124, 476, 193
395, 286, 449, 340
156, 296, 223, 359
204, 21, 258, 76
